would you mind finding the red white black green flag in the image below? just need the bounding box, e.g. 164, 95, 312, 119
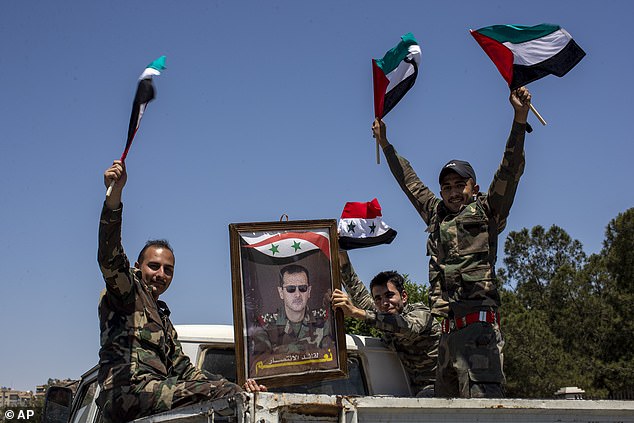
372, 33, 421, 118
240, 230, 331, 265
121, 55, 166, 161
470, 24, 585, 90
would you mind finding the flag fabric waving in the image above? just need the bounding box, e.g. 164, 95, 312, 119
372, 33, 421, 118
121, 55, 166, 161
338, 198, 397, 250
470, 24, 585, 90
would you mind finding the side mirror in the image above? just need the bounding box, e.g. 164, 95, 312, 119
41, 386, 73, 423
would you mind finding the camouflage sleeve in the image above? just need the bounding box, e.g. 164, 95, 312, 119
250, 325, 274, 356
383, 144, 440, 225
97, 203, 133, 299
428, 278, 446, 319
339, 253, 376, 311
168, 324, 209, 381
365, 304, 437, 337
486, 121, 527, 232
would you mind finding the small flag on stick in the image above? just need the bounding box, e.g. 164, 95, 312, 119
107, 56, 166, 196
372, 33, 421, 163
471, 24, 585, 126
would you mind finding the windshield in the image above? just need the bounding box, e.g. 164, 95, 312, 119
200, 347, 367, 395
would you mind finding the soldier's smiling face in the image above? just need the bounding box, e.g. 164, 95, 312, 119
135, 246, 174, 300
440, 172, 479, 214
372, 281, 407, 314
278, 270, 311, 320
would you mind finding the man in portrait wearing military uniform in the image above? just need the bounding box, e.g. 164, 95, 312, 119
371, 87, 532, 398
97, 161, 264, 423
251, 264, 333, 359
332, 250, 441, 397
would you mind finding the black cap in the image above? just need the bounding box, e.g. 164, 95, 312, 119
439, 159, 476, 184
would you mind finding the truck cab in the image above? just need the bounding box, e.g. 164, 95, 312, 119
44, 324, 634, 423
43, 324, 410, 423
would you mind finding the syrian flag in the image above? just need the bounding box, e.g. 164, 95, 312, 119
372, 33, 421, 118
470, 24, 585, 90
241, 230, 331, 265
338, 199, 397, 250
121, 55, 166, 161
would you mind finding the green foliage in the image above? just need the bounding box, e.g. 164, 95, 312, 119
344, 315, 381, 337
402, 274, 430, 305
499, 208, 634, 399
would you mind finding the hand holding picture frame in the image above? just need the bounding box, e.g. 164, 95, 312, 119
229, 219, 347, 388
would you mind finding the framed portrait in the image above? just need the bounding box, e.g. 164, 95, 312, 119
229, 219, 347, 388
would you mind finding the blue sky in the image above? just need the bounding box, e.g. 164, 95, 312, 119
1, 1, 632, 391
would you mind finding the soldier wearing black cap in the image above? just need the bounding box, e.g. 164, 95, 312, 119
371, 87, 532, 398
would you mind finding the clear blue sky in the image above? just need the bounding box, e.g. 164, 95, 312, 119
1, 1, 632, 391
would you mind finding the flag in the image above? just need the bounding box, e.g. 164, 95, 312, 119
470, 24, 585, 90
372, 33, 421, 118
241, 230, 331, 265
121, 55, 166, 161
338, 199, 397, 250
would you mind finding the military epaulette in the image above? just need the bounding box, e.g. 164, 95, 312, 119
258, 312, 278, 325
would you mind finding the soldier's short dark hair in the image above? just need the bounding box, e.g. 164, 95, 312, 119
279, 264, 310, 286
370, 271, 405, 294
137, 239, 174, 265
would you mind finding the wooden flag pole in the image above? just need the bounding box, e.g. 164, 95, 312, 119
529, 103, 547, 126
376, 139, 380, 164
106, 180, 115, 197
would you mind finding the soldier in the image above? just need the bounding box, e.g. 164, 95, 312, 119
97, 160, 265, 423
251, 264, 333, 356
332, 251, 440, 397
371, 87, 532, 398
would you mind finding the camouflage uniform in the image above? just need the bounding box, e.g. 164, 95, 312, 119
251, 307, 332, 356
96, 204, 241, 423
339, 259, 440, 397
382, 121, 528, 398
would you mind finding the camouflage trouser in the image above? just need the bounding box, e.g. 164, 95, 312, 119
96, 375, 242, 423
435, 321, 505, 398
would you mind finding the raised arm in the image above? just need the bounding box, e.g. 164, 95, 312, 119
98, 160, 134, 299
373, 118, 440, 225
486, 87, 531, 231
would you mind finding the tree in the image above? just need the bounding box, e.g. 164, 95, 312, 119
500, 225, 603, 397
499, 211, 634, 399
594, 208, 634, 395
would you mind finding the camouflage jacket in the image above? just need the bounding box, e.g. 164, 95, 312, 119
383, 121, 527, 318
97, 204, 208, 391
251, 307, 333, 356
339, 259, 441, 395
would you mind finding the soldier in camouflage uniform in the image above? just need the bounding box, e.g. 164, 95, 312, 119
332, 251, 440, 397
97, 161, 264, 423
251, 264, 332, 357
372, 87, 532, 398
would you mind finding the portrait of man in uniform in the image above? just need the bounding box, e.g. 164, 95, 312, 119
229, 220, 347, 388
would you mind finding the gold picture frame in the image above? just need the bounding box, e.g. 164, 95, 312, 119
229, 219, 347, 388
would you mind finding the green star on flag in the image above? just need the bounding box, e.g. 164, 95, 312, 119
240, 230, 332, 263
347, 222, 356, 233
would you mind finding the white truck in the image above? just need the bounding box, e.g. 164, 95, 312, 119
42, 324, 634, 423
